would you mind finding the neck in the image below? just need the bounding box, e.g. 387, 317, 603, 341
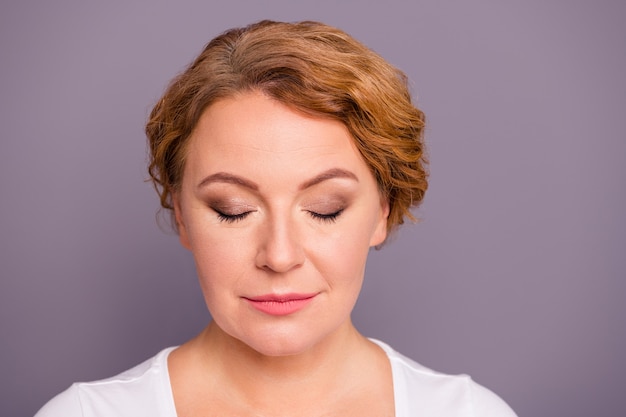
191, 319, 368, 407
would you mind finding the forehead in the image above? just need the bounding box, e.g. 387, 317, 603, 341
184, 92, 369, 176
192, 93, 348, 149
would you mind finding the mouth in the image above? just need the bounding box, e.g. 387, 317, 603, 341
243, 293, 317, 316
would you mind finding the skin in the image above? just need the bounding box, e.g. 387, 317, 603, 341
169, 91, 395, 416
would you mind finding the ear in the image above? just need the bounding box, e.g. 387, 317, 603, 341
172, 193, 191, 250
369, 198, 390, 247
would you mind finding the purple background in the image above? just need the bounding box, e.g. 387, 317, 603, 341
2, 1, 625, 416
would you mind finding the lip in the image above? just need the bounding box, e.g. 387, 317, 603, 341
243, 293, 317, 316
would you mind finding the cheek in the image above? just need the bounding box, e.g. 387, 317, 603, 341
186, 225, 252, 298
306, 232, 370, 325
307, 219, 374, 288
333, 207, 386, 283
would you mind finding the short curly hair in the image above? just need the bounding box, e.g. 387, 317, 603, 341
146, 20, 427, 235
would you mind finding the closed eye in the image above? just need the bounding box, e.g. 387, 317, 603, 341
308, 209, 344, 223
214, 209, 254, 223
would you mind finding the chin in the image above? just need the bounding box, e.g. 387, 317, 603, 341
218, 319, 334, 358
240, 327, 322, 357
210, 307, 352, 358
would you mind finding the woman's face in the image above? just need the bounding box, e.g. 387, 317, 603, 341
174, 92, 388, 356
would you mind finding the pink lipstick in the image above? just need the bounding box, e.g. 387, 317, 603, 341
244, 293, 317, 316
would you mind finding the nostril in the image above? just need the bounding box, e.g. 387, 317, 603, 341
255, 224, 305, 273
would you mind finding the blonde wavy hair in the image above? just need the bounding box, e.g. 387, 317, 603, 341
146, 20, 428, 235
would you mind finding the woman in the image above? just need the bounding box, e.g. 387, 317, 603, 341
36, 20, 516, 416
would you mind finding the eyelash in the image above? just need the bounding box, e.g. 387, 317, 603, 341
308, 209, 344, 223
215, 210, 253, 223
214, 209, 344, 224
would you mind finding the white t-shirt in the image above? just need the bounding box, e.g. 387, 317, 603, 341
35, 340, 516, 416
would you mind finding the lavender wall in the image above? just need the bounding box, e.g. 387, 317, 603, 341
2, 1, 624, 416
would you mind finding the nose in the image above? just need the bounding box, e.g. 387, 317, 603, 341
255, 215, 305, 273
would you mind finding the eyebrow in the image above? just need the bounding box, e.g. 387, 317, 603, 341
298, 168, 359, 190
197, 172, 259, 191
197, 168, 358, 191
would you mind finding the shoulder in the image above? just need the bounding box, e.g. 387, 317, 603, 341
34, 384, 83, 417
34, 347, 177, 417
370, 339, 517, 417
